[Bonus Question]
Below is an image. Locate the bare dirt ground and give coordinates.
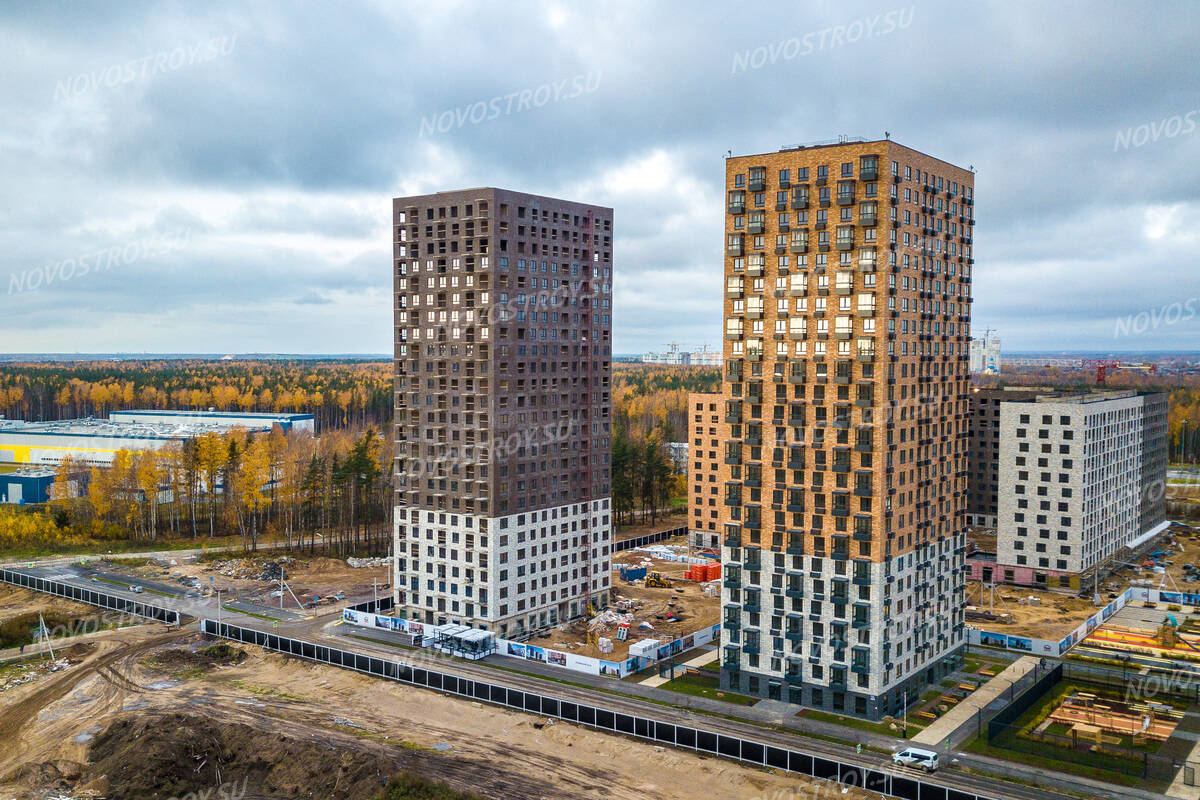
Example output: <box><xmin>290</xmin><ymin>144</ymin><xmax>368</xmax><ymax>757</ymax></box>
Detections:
<box><xmin>0</xmin><ymin>625</ymin><xmax>874</xmax><ymax>800</ymax></box>
<box><xmin>112</xmin><ymin>554</ymin><xmax>390</xmax><ymax>609</ymax></box>
<box><xmin>0</xmin><ymin>584</ymin><xmax>97</xmax><ymax>623</ymax></box>
<box><xmin>965</xmin><ymin>581</ymin><xmax>1101</xmax><ymax>639</ymax></box>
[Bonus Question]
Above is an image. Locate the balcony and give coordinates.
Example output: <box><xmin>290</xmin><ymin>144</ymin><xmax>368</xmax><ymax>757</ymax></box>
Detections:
<box><xmin>791</xmin><ymin>197</ymin><xmax>809</xmax><ymax>210</ymax></box>
<box><xmin>746</xmin><ymin>350</ymin><xmax>762</xmax><ymax>363</ymax></box>
<box><xmin>748</xmin><ymin>175</ymin><xmax>766</xmax><ymax>192</ymax></box>
<box><xmin>836</xmin><ymin>238</ymin><xmax>854</xmax><ymax>251</ymax></box>
<box><xmin>725</xmin><ymin>329</ymin><xmax>743</xmax><ymax>340</ymax></box>
<box><xmin>726</xmin><ymin>285</ymin><xmax>744</xmax><ymax>298</ymax></box>
<box><xmin>727</xmin><ymin>241</ymin><xmax>744</xmax><ymax>257</ymax></box>
<box><xmin>860</xmin><ymin>167</ymin><xmax>879</xmax><ymax>182</ymax></box>
<box><xmin>856</xmin><ymin>350</ymin><xmax>875</xmax><ymax>363</ymax></box>
<box><xmin>785</xmin><ymin>585</ymin><xmax>804</xmax><ymax>599</ymax></box>
<box><xmin>724</xmin><ymin>450</ymin><xmax>741</xmax><ymax>465</ymax></box>
<box><xmin>728</xmin><ymin>202</ymin><xmax>746</xmax><ymax>215</ymax></box>
<box><xmin>748</xmin><ymin>221</ymin><xmax>765</xmax><ymax>235</ymax></box>
<box><xmin>790</xmin><ymin>241</ymin><xmax>809</xmax><ymax>254</ymax></box>
<box><xmin>788</xmin><ymin>371</ymin><xmax>806</xmax><ymax>384</ymax></box>
<box><xmin>837</xmin><ymin>193</ymin><xmax>855</xmax><ymax>206</ymax></box>
<box><xmin>723</xmin><ymin>617</ymin><xmax>740</xmax><ymax>631</ymax></box>
<box><xmin>742</xmin><ymin>640</ymin><xmax>761</xmax><ymax>655</ymax></box>
<box><xmin>834</xmin><ymin>282</ymin><xmax>852</xmax><ymax>296</ymax></box>
<box><xmin>788</xmin><ymin>328</ymin><xmax>806</xmax><ymax>340</ymax></box>
<box><xmin>859</xmin><ymin>214</ymin><xmax>878</xmax><ymax>227</ymax></box>
<box><xmin>785</xmin><ymin>672</ymin><xmax>804</xmax><ymax>685</ymax></box>
<box><xmin>856</xmin><ymin>305</ymin><xmax>876</xmax><ymax>318</ymax></box>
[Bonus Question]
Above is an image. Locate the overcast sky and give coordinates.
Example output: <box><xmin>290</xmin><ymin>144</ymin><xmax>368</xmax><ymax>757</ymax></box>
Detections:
<box><xmin>1</xmin><ymin>1</ymin><xmax>1197</xmax><ymax>356</ymax></box>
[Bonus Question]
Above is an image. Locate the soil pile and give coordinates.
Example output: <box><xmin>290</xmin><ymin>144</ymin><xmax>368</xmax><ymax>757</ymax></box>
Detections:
<box><xmin>85</xmin><ymin>712</ymin><xmax>481</xmax><ymax>799</ymax></box>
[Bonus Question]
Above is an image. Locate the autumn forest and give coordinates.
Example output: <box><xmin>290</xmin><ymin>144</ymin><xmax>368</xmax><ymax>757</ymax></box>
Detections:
<box><xmin>1</xmin><ymin>359</ymin><xmax>1197</xmax><ymax>555</ymax></box>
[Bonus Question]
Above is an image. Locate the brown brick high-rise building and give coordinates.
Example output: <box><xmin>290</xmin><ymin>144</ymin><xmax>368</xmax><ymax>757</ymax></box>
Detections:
<box><xmin>718</xmin><ymin>139</ymin><xmax>974</xmax><ymax>718</ymax></box>
<box><xmin>391</xmin><ymin>188</ymin><xmax>614</xmax><ymax>637</ymax></box>
<box><xmin>688</xmin><ymin>392</ymin><xmax>727</xmax><ymax>549</ymax></box>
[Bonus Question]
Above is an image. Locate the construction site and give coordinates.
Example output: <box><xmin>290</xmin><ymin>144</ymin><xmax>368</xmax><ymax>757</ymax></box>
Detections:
<box><xmin>0</xmin><ymin>584</ymin><xmax>875</xmax><ymax>800</ymax></box>
<box><xmin>523</xmin><ymin>537</ymin><xmax>722</xmax><ymax>663</ymax></box>
<box><xmin>964</xmin><ymin>522</ymin><xmax>1200</xmax><ymax>640</ymax></box>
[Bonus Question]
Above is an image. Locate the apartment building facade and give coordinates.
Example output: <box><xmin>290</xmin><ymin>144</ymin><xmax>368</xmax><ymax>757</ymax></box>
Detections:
<box><xmin>391</xmin><ymin>188</ymin><xmax>615</xmax><ymax>637</ymax></box>
<box><xmin>966</xmin><ymin>387</ymin><xmax>1043</xmax><ymax>527</ymax></box>
<box><xmin>995</xmin><ymin>391</ymin><xmax>1168</xmax><ymax>589</ymax></box>
<box><xmin>688</xmin><ymin>392</ymin><xmax>727</xmax><ymax>549</ymax></box>
<box><xmin>968</xmin><ymin>336</ymin><xmax>1001</xmax><ymax>374</ymax></box>
<box><xmin>718</xmin><ymin>140</ymin><xmax>973</xmax><ymax>719</ymax></box>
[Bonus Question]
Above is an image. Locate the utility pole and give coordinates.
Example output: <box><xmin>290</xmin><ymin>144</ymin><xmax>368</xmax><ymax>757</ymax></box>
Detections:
<box><xmin>37</xmin><ymin>612</ymin><xmax>54</xmax><ymax>661</ymax></box>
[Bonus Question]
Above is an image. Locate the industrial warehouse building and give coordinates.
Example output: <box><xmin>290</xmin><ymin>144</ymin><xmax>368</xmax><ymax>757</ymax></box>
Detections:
<box><xmin>0</xmin><ymin>410</ymin><xmax>314</xmax><ymax>468</ymax></box>
<box><xmin>109</xmin><ymin>409</ymin><xmax>314</xmax><ymax>434</ymax></box>
<box><xmin>0</xmin><ymin>469</ymin><xmax>55</xmax><ymax>505</ymax></box>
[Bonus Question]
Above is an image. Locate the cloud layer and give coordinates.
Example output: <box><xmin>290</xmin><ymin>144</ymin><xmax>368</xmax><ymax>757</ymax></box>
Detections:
<box><xmin>1</xmin><ymin>1</ymin><xmax>1197</xmax><ymax>354</ymax></box>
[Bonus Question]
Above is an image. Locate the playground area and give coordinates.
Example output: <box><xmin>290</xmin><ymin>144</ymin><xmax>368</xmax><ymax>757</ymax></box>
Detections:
<box><xmin>1080</xmin><ymin>602</ymin><xmax>1200</xmax><ymax>663</ymax></box>
<box><xmin>1044</xmin><ymin>690</ymin><xmax>1182</xmax><ymax>744</ymax></box>
<box><xmin>978</xmin><ymin>672</ymin><xmax>1194</xmax><ymax>784</ymax></box>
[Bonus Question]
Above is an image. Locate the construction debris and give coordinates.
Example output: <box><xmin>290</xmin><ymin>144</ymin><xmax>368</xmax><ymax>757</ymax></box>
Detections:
<box><xmin>346</xmin><ymin>556</ymin><xmax>389</xmax><ymax>568</ymax></box>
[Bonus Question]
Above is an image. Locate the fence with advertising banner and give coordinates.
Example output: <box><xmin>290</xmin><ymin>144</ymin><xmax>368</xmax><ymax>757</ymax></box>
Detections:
<box><xmin>341</xmin><ymin>607</ymin><xmax>720</xmax><ymax>679</ymax></box>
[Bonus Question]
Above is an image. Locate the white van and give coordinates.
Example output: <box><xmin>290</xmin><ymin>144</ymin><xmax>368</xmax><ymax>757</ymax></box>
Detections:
<box><xmin>892</xmin><ymin>747</ymin><xmax>939</xmax><ymax>772</ymax></box>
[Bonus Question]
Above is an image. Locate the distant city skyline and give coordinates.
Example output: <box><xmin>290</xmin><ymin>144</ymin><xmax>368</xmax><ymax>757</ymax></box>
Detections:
<box><xmin>0</xmin><ymin>2</ymin><xmax>1197</xmax><ymax>354</ymax></box>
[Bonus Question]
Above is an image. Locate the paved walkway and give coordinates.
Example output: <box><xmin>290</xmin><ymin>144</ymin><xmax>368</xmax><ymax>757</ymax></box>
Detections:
<box><xmin>912</xmin><ymin>655</ymin><xmax>1039</xmax><ymax>747</ymax></box>
<box><xmin>638</xmin><ymin>646</ymin><xmax>718</xmax><ymax>687</ymax></box>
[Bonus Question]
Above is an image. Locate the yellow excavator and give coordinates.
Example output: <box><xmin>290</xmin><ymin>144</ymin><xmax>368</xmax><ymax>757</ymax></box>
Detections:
<box><xmin>645</xmin><ymin>571</ymin><xmax>673</xmax><ymax>589</ymax></box>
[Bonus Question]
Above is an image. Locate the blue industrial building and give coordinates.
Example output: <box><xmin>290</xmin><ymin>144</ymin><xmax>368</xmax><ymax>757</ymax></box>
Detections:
<box><xmin>0</xmin><ymin>469</ymin><xmax>55</xmax><ymax>505</ymax></box>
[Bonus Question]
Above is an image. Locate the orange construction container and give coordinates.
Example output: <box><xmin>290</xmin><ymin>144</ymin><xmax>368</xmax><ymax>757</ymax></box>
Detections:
<box><xmin>706</xmin><ymin>563</ymin><xmax>722</xmax><ymax>581</ymax></box>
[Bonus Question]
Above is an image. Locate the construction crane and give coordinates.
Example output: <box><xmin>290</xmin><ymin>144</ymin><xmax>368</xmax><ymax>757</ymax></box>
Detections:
<box><xmin>1081</xmin><ymin>358</ymin><xmax>1158</xmax><ymax>385</ymax></box>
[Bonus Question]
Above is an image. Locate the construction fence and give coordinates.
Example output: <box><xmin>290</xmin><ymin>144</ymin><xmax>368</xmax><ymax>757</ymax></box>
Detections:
<box><xmin>0</xmin><ymin>567</ymin><xmax>182</xmax><ymax>626</ymax></box>
<box><xmin>202</xmin><ymin>618</ymin><xmax>1004</xmax><ymax>800</ymax></box>
<box><xmin>341</xmin><ymin>606</ymin><xmax>721</xmax><ymax>679</ymax></box>
<box><xmin>614</xmin><ymin>525</ymin><xmax>686</xmax><ymax>552</ymax></box>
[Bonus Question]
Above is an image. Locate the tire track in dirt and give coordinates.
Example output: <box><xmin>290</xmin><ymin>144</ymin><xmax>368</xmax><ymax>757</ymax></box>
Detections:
<box><xmin>0</xmin><ymin>630</ymin><xmax>181</xmax><ymax>744</ymax></box>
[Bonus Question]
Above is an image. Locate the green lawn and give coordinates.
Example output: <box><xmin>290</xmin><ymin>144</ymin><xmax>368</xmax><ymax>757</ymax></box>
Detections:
<box><xmin>802</xmin><ymin>707</ymin><xmax>927</xmax><ymax>737</ymax></box>
<box><xmin>964</xmin><ymin>737</ymin><xmax>1143</xmax><ymax>787</ymax></box>
<box><xmin>660</xmin><ymin>671</ymin><xmax>757</xmax><ymax>706</ymax></box>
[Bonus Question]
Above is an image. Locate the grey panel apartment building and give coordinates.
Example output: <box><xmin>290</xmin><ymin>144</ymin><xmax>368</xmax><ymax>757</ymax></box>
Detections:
<box><xmin>391</xmin><ymin>188</ymin><xmax>614</xmax><ymax>636</ymax></box>
<box><xmin>995</xmin><ymin>390</ymin><xmax>1168</xmax><ymax>589</ymax></box>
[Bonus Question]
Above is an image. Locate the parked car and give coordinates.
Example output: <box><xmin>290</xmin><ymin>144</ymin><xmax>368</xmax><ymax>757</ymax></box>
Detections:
<box><xmin>892</xmin><ymin>748</ymin><xmax>939</xmax><ymax>772</ymax></box>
